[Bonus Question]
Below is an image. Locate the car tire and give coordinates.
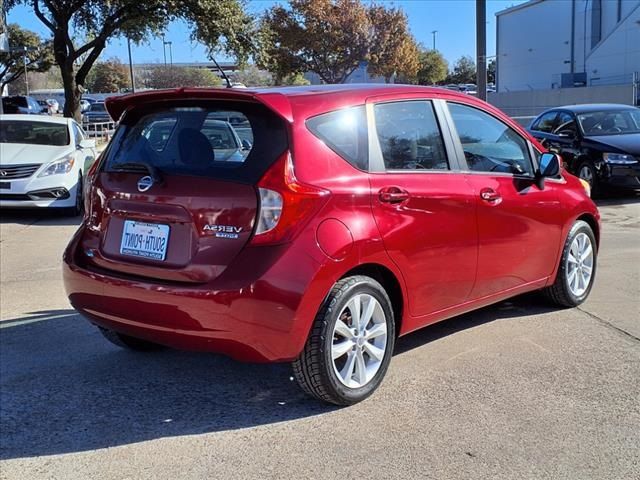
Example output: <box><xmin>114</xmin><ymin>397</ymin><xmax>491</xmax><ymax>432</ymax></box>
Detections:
<box><xmin>292</xmin><ymin>275</ymin><xmax>395</xmax><ymax>406</ymax></box>
<box><xmin>66</xmin><ymin>172</ymin><xmax>84</xmax><ymax>217</ymax></box>
<box><xmin>576</xmin><ymin>160</ymin><xmax>599</xmax><ymax>196</ymax></box>
<box><xmin>542</xmin><ymin>220</ymin><xmax>597</xmax><ymax>307</ymax></box>
<box><xmin>98</xmin><ymin>327</ymin><xmax>166</xmax><ymax>351</ymax></box>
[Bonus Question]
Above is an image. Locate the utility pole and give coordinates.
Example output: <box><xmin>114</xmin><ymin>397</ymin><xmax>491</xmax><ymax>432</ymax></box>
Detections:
<box><xmin>162</xmin><ymin>35</ymin><xmax>167</xmax><ymax>65</ymax></box>
<box><xmin>163</xmin><ymin>40</ymin><xmax>173</xmax><ymax>67</ymax></box>
<box><xmin>127</xmin><ymin>37</ymin><xmax>135</xmax><ymax>93</ymax></box>
<box><xmin>23</xmin><ymin>46</ymin><xmax>29</xmax><ymax>96</ymax></box>
<box><xmin>476</xmin><ymin>0</ymin><xmax>487</xmax><ymax>101</ymax></box>
<box><xmin>431</xmin><ymin>30</ymin><xmax>438</xmax><ymax>51</ymax></box>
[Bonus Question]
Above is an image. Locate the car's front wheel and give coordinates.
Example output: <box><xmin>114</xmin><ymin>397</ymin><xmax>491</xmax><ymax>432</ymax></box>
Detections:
<box><xmin>543</xmin><ymin>220</ymin><xmax>597</xmax><ymax>307</ymax></box>
<box><xmin>577</xmin><ymin>160</ymin><xmax>599</xmax><ymax>196</ymax></box>
<box><xmin>293</xmin><ymin>275</ymin><xmax>395</xmax><ymax>405</ymax></box>
<box><xmin>66</xmin><ymin>172</ymin><xmax>83</xmax><ymax>217</ymax></box>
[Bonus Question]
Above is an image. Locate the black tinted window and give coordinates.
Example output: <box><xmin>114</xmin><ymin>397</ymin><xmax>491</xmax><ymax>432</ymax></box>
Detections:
<box><xmin>448</xmin><ymin>102</ymin><xmax>534</xmax><ymax>176</ymax></box>
<box><xmin>103</xmin><ymin>102</ymin><xmax>287</xmax><ymax>184</ymax></box>
<box><xmin>374</xmin><ymin>101</ymin><xmax>448</xmax><ymax>170</ymax></box>
<box><xmin>531</xmin><ymin>112</ymin><xmax>558</xmax><ymax>133</ymax></box>
<box><xmin>307</xmin><ymin>106</ymin><xmax>368</xmax><ymax>170</ymax></box>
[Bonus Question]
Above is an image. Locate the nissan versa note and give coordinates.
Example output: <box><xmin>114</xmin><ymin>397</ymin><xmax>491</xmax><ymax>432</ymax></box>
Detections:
<box><xmin>63</xmin><ymin>85</ymin><xmax>600</xmax><ymax>405</ymax></box>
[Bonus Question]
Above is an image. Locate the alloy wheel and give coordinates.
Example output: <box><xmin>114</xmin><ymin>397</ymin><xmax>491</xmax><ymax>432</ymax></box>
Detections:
<box><xmin>566</xmin><ymin>232</ymin><xmax>594</xmax><ymax>297</ymax></box>
<box><xmin>578</xmin><ymin>165</ymin><xmax>594</xmax><ymax>186</ymax></box>
<box><xmin>331</xmin><ymin>293</ymin><xmax>388</xmax><ymax>388</ymax></box>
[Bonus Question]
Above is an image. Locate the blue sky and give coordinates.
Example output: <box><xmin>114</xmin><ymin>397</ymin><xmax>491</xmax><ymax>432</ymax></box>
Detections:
<box><xmin>7</xmin><ymin>0</ymin><xmax>526</xmax><ymax>68</ymax></box>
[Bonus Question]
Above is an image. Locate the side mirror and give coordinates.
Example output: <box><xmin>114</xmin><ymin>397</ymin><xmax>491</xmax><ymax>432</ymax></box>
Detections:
<box><xmin>241</xmin><ymin>139</ymin><xmax>252</xmax><ymax>150</ymax></box>
<box><xmin>536</xmin><ymin>152</ymin><xmax>561</xmax><ymax>189</ymax></box>
<box><xmin>78</xmin><ymin>139</ymin><xmax>96</xmax><ymax>150</ymax></box>
<box><xmin>557</xmin><ymin>130</ymin><xmax>575</xmax><ymax>139</ymax></box>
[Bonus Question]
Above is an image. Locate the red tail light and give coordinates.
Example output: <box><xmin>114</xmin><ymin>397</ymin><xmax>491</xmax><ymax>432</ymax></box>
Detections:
<box><xmin>83</xmin><ymin>153</ymin><xmax>102</xmax><ymax>223</ymax></box>
<box><xmin>251</xmin><ymin>152</ymin><xmax>329</xmax><ymax>245</ymax></box>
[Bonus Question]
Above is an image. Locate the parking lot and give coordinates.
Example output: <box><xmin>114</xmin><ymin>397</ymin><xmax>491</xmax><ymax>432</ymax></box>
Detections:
<box><xmin>1</xmin><ymin>196</ymin><xmax>639</xmax><ymax>479</ymax></box>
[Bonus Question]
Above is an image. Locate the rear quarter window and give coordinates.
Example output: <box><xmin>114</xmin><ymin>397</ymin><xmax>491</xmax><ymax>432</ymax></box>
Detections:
<box><xmin>306</xmin><ymin>106</ymin><xmax>368</xmax><ymax>171</ymax></box>
<box><xmin>103</xmin><ymin>102</ymin><xmax>288</xmax><ymax>184</ymax></box>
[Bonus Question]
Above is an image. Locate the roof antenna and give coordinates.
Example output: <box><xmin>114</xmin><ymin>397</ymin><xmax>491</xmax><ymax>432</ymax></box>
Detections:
<box><xmin>211</xmin><ymin>57</ymin><xmax>232</xmax><ymax>88</ymax></box>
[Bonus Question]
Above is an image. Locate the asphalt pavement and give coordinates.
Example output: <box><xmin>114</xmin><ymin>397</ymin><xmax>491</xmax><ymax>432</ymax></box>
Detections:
<box><xmin>0</xmin><ymin>194</ymin><xmax>638</xmax><ymax>480</ymax></box>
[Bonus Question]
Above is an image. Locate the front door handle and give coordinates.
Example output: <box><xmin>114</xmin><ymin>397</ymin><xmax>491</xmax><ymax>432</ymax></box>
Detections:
<box><xmin>480</xmin><ymin>187</ymin><xmax>502</xmax><ymax>204</ymax></box>
<box><xmin>379</xmin><ymin>186</ymin><xmax>410</xmax><ymax>204</ymax></box>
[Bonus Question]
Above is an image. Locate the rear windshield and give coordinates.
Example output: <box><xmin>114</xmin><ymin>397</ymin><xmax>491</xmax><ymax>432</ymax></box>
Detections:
<box><xmin>0</xmin><ymin>120</ymin><xmax>70</xmax><ymax>146</ymax></box>
<box><xmin>103</xmin><ymin>102</ymin><xmax>288</xmax><ymax>184</ymax></box>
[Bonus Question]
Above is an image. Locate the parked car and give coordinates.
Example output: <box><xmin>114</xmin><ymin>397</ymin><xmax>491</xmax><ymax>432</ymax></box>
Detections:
<box><xmin>2</xmin><ymin>95</ymin><xmax>45</xmax><ymax>115</ymax></box>
<box><xmin>82</xmin><ymin>101</ymin><xmax>112</xmax><ymax>124</ymax></box>
<box><xmin>528</xmin><ymin>104</ymin><xmax>640</xmax><ymax>194</ymax></box>
<box><xmin>46</xmin><ymin>98</ymin><xmax>60</xmax><ymax>114</ymax></box>
<box><xmin>63</xmin><ymin>85</ymin><xmax>599</xmax><ymax>405</ymax></box>
<box><xmin>80</xmin><ymin>97</ymin><xmax>96</xmax><ymax>112</ymax></box>
<box><xmin>0</xmin><ymin>114</ymin><xmax>97</xmax><ymax>215</ymax></box>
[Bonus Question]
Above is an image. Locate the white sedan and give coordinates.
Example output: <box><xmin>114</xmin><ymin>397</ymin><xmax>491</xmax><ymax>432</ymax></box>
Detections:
<box><xmin>0</xmin><ymin>114</ymin><xmax>97</xmax><ymax>215</ymax></box>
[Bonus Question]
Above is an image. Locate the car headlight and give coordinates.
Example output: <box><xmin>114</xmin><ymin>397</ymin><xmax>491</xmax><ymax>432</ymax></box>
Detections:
<box><xmin>38</xmin><ymin>155</ymin><xmax>75</xmax><ymax>177</ymax></box>
<box><xmin>603</xmin><ymin>152</ymin><xmax>638</xmax><ymax>165</ymax></box>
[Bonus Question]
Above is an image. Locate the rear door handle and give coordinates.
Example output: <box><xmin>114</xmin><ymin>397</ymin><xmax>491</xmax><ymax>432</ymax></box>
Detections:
<box><xmin>379</xmin><ymin>186</ymin><xmax>410</xmax><ymax>204</ymax></box>
<box><xmin>480</xmin><ymin>187</ymin><xmax>502</xmax><ymax>204</ymax></box>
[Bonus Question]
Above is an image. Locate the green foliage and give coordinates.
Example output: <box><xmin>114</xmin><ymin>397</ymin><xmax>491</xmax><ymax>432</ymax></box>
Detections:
<box><xmin>85</xmin><ymin>58</ymin><xmax>131</xmax><ymax>93</ymax></box>
<box><xmin>6</xmin><ymin>0</ymin><xmax>253</xmax><ymax>120</ymax></box>
<box><xmin>140</xmin><ymin>66</ymin><xmax>222</xmax><ymax>89</ymax></box>
<box><xmin>414</xmin><ymin>49</ymin><xmax>448</xmax><ymax>85</ymax></box>
<box><xmin>445</xmin><ymin>55</ymin><xmax>477</xmax><ymax>85</ymax></box>
<box><xmin>258</xmin><ymin>0</ymin><xmax>418</xmax><ymax>84</ymax></box>
<box><xmin>0</xmin><ymin>23</ymin><xmax>53</xmax><ymax>90</ymax></box>
<box><xmin>281</xmin><ymin>72</ymin><xmax>310</xmax><ymax>86</ymax></box>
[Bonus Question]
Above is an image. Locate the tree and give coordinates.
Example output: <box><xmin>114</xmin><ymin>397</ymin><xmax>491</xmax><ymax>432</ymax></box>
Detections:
<box><xmin>6</xmin><ymin>1</ymin><xmax>254</xmax><ymax>121</ymax></box>
<box><xmin>85</xmin><ymin>58</ymin><xmax>130</xmax><ymax>93</ymax></box>
<box><xmin>141</xmin><ymin>65</ymin><xmax>221</xmax><ymax>89</ymax></box>
<box><xmin>259</xmin><ymin>0</ymin><xmax>371</xmax><ymax>84</ymax></box>
<box><xmin>414</xmin><ymin>48</ymin><xmax>448</xmax><ymax>85</ymax></box>
<box><xmin>281</xmin><ymin>72</ymin><xmax>310</xmax><ymax>86</ymax></box>
<box><xmin>0</xmin><ymin>23</ymin><xmax>53</xmax><ymax>92</ymax></box>
<box><xmin>446</xmin><ymin>55</ymin><xmax>477</xmax><ymax>84</ymax></box>
<box><xmin>487</xmin><ymin>58</ymin><xmax>496</xmax><ymax>84</ymax></box>
<box><xmin>366</xmin><ymin>5</ymin><xmax>419</xmax><ymax>83</ymax></box>
<box><xmin>234</xmin><ymin>65</ymin><xmax>274</xmax><ymax>87</ymax></box>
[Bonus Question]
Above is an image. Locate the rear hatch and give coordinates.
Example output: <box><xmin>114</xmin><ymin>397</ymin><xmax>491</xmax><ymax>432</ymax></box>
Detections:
<box><xmin>80</xmin><ymin>98</ymin><xmax>288</xmax><ymax>283</ymax></box>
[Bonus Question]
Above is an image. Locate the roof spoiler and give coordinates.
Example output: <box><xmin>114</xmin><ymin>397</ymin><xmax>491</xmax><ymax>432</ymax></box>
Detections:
<box><xmin>105</xmin><ymin>88</ymin><xmax>294</xmax><ymax>124</ymax></box>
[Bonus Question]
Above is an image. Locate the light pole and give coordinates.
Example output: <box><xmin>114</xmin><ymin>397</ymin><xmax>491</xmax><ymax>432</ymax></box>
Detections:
<box><xmin>162</xmin><ymin>35</ymin><xmax>167</xmax><ymax>65</ymax></box>
<box><xmin>431</xmin><ymin>30</ymin><xmax>438</xmax><ymax>51</ymax></box>
<box><xmin>23</xmin><ymin>46</ymin><xmax>29</xmax><ymax>95</ymax></box>
<box><xmin>163</xmin><ymin>40</ymin><xmax>173</xmax><ymax>67</ymax></box>
<box><xmin>127</xmin><ymin>37</ymin><xmax>135</xmax><ymax>93</ymax></box>
<box><xmin>476</xmin><ymin>0</ymin><xmax>487</xmax><ymax>101</ymax></box>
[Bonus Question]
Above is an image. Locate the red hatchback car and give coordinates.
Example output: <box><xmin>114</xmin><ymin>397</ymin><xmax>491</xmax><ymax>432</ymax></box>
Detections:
<box><xmin>63</xmin><ymin>85</ymin><xmax>599</xmax><ymax>405</ymax></box>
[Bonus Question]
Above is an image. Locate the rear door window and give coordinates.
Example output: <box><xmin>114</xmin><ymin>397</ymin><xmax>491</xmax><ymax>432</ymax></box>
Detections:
<box><xmin>103</xmin><ymin>102</ymin><xmax>287</xmax><ymax>184</ymax></box>
<box><xmin>373</xmin><ymin>100</ymin><xmax>448</xmax><ymax>171</ymax></box>
<box><xmin>531</xmin><ymin>112</ymin><xmax>558</xmax><ymax>133</ymax></box>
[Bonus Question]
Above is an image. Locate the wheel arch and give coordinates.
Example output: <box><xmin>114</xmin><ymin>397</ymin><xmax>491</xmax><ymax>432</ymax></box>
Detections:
<box><xmin>576</xmin><ymin>213</ymin><xmax>600</xmax><ymax>248</ymax></box>
<box><xmin>339</xmin><ymin>263</ymin><xmax>404</xmax><ymax>338</ymax></box>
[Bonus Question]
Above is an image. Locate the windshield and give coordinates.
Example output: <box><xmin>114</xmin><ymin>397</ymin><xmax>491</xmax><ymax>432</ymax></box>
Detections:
<box><xmin>578</xmin><ymin>109</ymin><xmax>640</xmax><ymax>136</ymax></box>
<box><xmin>90</xmin><ymin>103</ymin><xmax>106</xmax><ymax>112</ymax></box>
<box><xmin>0</xmin><ymin>120</ymin><xmax>70</xmax><ymax>146</ymax></box>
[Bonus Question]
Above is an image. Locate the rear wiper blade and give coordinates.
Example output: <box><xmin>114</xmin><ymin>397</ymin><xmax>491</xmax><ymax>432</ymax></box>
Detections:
<box><xmin>112</xmin><ymin>161</ymin><xmax>163</xmax><ymax>183</ymax></box>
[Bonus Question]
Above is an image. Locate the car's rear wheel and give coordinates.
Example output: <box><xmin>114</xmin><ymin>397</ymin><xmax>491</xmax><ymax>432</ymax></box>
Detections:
<box><xmin>292</xmin><ymin>275</ymin><xmax>395</xmax><ymax>405</ymax></box>
<box><xmin>543</xmin><ymin>220</ymin><xmax>597</xmax><ymax>307</ymax></box>
<box><xmin>98</xmin><ymin>327</ymin><xmax>166</xmax><ymax>351</ymax></box>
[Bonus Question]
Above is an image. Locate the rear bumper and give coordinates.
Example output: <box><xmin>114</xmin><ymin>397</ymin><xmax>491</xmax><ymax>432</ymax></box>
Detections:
<box><xmin>63</xmin><ymin>226</ymin><xmax>325</xmax><ymax>363</ymax></box>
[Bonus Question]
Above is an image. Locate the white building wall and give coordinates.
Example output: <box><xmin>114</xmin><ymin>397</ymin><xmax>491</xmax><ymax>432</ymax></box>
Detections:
<box><xmin>497</xmin><ymin>0</ymin><xmax>640</xmax><ymax>92</ymax></box>
<box><xmin>586</xmin><ymin>5</ymin><xmax>640</xmax><ymax>84</ymax></box>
